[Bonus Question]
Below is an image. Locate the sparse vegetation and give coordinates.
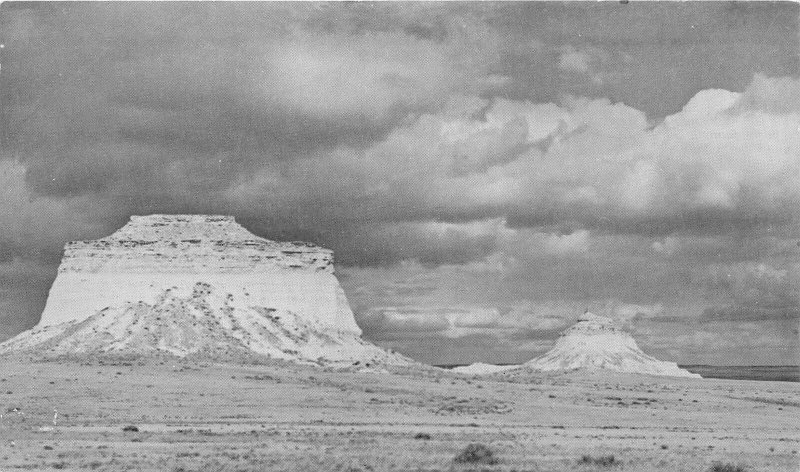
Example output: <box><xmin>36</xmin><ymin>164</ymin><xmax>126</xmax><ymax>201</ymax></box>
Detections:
<box><xmin>708</xmin><ymin>463</ymin><xmax>748</xmax><ymax>472</ymax></box>
<box><xmin>0</xmin><ymin>358</ymin><xmax>790</xmax><ymax>471</ymax></box>
<box><xmin>742</xmin><ymin>397</ymin><xmax>800</xmax><ymax>408</ymax></box>
<box><xmin>579</xmin><ymin>454</ymin><xmax>618</xmax><ymax>467</ymax></box>
<box><xmin>453</xmin><ymin>443</ymin><xmax>498</xmax><ymax>465</ymax></box>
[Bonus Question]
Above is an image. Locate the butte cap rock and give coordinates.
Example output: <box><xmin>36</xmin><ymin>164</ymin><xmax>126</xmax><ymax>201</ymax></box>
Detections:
<box><xmin>522</xmin><ymin>312</ymin><xmax>700</xmax><ymax>378</ymax></box>
<box><xmin>0</xmin><ymin>214</ymin><xmax>409</xmax><ymax>367</ymax></box>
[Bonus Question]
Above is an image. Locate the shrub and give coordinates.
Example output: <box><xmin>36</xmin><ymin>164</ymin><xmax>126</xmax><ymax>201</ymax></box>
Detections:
<box><xmin>709</xmin><ymin>463</ymin><xmax>748</xmax><ymax>472</ymax></box>
<box><xmin>414</xmin><ymin>432</ymin><xmax>432</xmax><ymax>440</ymax></box>
<box><xmin>453</xmin><ymin>443</ymin><xmax>498</xmax><ymax>465</ymax></box>
<box><xmin>579</xmin><ymin>454</ymin><xmax>618</xmax><ymax>467</ymax></box>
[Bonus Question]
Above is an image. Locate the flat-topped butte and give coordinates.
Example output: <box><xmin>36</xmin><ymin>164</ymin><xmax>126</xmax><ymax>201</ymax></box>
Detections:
<box><xmin>0</xmin><ymin>214</ymin><xmax>411</xmax><ymax>366</ymax></box>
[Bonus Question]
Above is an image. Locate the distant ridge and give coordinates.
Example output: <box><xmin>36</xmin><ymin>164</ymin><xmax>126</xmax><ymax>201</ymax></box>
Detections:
<box><xmin>678</xmin><ymin>365</ymin><xmax>799</xmax><ymax>382</ymax></box>
<box><xmin>444</xmin><ymin>364</ymin><xmax>798</xmax><ymax>382</ymax></box>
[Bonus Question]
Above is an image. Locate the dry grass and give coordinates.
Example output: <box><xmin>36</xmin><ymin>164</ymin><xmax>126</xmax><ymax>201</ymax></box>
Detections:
<box><xmin>709</xmin><ymin>463</ymin><xmax>748</xmax><ymax>472</ymax></box>
<box><xmin>1</xmin><ymin>360</ymin><xmax>797</xmax><ymax>472</ymax></box>
<box><xmin>579</xmin><ymin>454</ymin><xmax>619</xmax><ymax>467</ymax></box>
<box><xmin>453</xmin><ymin>443</ymin><xmax>498</xmax><ymax>465</ymax></box>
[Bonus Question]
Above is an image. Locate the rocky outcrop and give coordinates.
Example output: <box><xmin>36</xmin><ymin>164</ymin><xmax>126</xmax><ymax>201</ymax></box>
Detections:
<box><xmin>455</xmin><ymin>312</ymin><xmax>700</xmax><ymax>378</ymax></box>
<box><xmin>0</xmin><ymin>215</ymin><xmax>409</xmax><ymax>367</ymax></box>
<box><xmin>522</xmin><ymin>312</ymin><xmax>700</xmax><ymax>378</ymax></box>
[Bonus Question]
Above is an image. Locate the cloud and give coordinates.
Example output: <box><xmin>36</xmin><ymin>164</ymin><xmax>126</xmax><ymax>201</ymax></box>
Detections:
<box><xmin>542</xmin><ymin>230</ymin><xmax>591</xmax><ymax>255</ymax></box>
<box><xmin>5</xmin><ymin>4</ymin><xmax>799</xmax><ymax>265</ymax></box>
<box><xmin>557</xmin><ymin>45</ymin><xmax>609</xmax><ymax>85</ymax></box>
<box><xmin>558</xmin><ymin>46</ymin><xmax>592</xmax><ymax>73</ymax></box>
<box><xmin>0</xmin><ymin>257</ymin><xmax>56</xmax><ymax>339</ymax></box>
<box><xmin>735</xmin><ymin>73</ymin><xmax>800</xmax><ymax>113</ymax></box>
<box><xmin>331</xmin><ymin>220</ymin><xmax>502</xmax><ymax>267</ymax></box>
<box><xmin>359</xmin><ymin>301</ymin><xmax>573</xmax><ymax>344</ymax></box>
<box><xmin>697</xmin><ymin>261</ymin><xmax>800</xmax><ymax>323</ymax></box>
<box><xmin>0</xmin><ymin>160</ymin><xmax>109</xmax><ymax>262</ymax></box>
<box><xmin>702</xmin><ymin>262</ymin><xmax>798</xmax><ymax>303</ymax></box>
<box><xmin>651</xmin><ymin>237</ymin><xmax>680</xmax><ymax>257</ymax></box>
<box><xmin>260</xmin><ymin>32</ymin><xmax>476</xmax><ymax>126</ymax></box>
<box><xmin>2</xmin><ymin>3</ymin><xmax>501</xmax><ymax>201</ymax></box>
<box><xmin>343</xmin><ymin>78</ymin><xmax>799</xmax><ymax>242</ymax></box>
<box><xmin>359</xmin><ymin>308</ymin><xmax>450</xmax><ymax>337</ymax></box>
<box><xmin>701</xmin><ymin>305</ymin><xmax>800</xmax><ymax>324</ymax></box>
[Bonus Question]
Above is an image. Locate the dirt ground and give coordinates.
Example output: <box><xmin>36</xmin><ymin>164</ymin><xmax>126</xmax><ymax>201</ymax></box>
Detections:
<box><xmin>0</xmin><ymin>360</ymin><xmax>797</xmax><ymax>471</ymax></box>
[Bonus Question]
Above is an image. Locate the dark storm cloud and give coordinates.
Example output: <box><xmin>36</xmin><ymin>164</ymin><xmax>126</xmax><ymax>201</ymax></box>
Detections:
<box><xmin>700</xmin><ymin>305</ymin><xmax>800</xmax><ymax>324</ymax></box>
<box><xmin>331</xmin><ymin>222</ymin><xmax>499</xmax><ymax>267</ymax></box>
<box><xmin>506</xmin><ymin>327</ymin><xmax>566</xmax><ymax>342</ymax></box>
<box><xmin>1</xmin><ymin>2</ymin><xmax>495</xmax><ymax>200</ymax></box>
<box><xmin>485</xmin><ymin>2</ymin><xmax>799</xmax><ymax>116</ymax></box>
<box><xmin>696</xmin><ymin>261</ymin><xmax>800</xmax><ymax>325</ymax></box>
<box><xmin>2</xmin><ymin>3</ymin><xmax>797</xmax><ymax>250</ymax></box>
<box><xmin>505</xmin><ymin>206</ymin><xmax>791</xmax><ymax>239</ymax></box>
<box><xmin>0</xmin><ymin>258</ymin><xmax>55</xmax><ymax>338</ymax></box>
<box><xmin>683</xmin><ymin>258</ymin><xmax>800</xmax><ymax>353</ymax></box>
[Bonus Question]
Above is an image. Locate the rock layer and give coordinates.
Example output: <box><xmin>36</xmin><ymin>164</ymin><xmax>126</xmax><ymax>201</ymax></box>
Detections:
<box><xmin>0</xmin><ymin>215</ymin><xmax>408</xmax><ymax>366</ymax></box>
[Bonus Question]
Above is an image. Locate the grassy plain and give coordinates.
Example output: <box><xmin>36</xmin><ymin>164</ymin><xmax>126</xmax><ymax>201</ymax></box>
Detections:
<box><xmin>0</xmin><ymin>360</ymin><xmax>797</xmax><ymax>471</ymax></box>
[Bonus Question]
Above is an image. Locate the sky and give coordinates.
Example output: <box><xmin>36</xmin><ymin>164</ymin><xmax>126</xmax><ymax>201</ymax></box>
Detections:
<box><xmin>0</xmin><ymin>2</ymin><xmax>798</xmax><ymax>366</ymax></box>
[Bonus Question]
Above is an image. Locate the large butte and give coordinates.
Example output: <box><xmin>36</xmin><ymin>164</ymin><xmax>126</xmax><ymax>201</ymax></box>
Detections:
<box><xmin>0</xmin><ymin>214</ymin><xmax>409</xmax><ymax>367</ymax></box>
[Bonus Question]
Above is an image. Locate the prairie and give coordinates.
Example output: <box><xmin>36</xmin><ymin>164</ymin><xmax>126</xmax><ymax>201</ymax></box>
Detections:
<box><xmin>0</xmin><ymin>360</ymin><xmax>797</xmax><ymax>471</ymax></box>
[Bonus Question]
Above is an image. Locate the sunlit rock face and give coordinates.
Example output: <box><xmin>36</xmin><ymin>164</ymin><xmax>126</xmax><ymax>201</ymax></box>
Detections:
<box><xmin>0</xmin><ymin>215</ymin><xmax>408</xmax><ymax>366</ymax></box>
<box><xmin>524</xmin><ymin>312</ymin><xmax>700</xmax><ymax>378</ymax></box>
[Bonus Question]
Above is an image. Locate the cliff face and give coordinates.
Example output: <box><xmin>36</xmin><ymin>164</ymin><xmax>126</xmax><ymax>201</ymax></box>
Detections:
<box><xmin>38</xmin><ymin>214</ymin><xmax>355</xmax><ymax>332</ymax></box>
<box><xmin>1</xmin><ymin>215</ymin><xmax>407</xmax><ymax>366</ymax></box>
<box><xmin>523</xmin><ymin>313</ymin><xmax>700</xmax><ymax>378</ymax></box>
